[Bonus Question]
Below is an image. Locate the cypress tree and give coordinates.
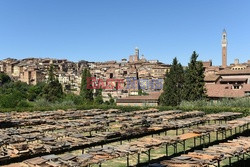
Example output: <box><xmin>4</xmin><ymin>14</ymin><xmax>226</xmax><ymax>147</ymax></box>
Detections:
<box><xmin>80</xmin><ymin>68</ymin><xmax>93</xmax><ymax>101</ymax></box>
<box><xmin>43</xmin><ymin>64</ymin><xmax>63</xmax><ymax>102</ymax></box>
<box><xmin>160</xmin><ymin>57</ymin><xmax>184</xmax><ymax>106</ymax></box>
<box><xmin>182</xmin><ymin>51</ymin><xmax>206</xmax><ymax>101</ymax></box>
<box><xmin>48</xmin><ymin>64</ymin><xmax>55</xmax><ymax>82</ymax></box>
<box><xmin>94</xmin><ymin>88</ymin><xmax>103</xmax><ymax>104</ymax></box>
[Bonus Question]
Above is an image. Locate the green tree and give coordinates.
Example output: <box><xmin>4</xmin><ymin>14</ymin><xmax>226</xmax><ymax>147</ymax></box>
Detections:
<box><xmin>182</xmin><ymin>51</ymin><xmax>206</xmax><ymax>101</ymax></box>
<box><xmin>48</xmin><ymin>64</ymin><xmax>55</xmax><ymax>81</ymax></box>
<box><xmin>108</xmin><ymin>93</ymin><xmax>115</xmax><ymax>105</ymax></box>
<box><xmin>42</xmin><ymin>65</ymin><xmax>63</xmax><ymax>102</ymax></box>
<box><xmin>94</xmin><ymin>88</ymin><xmax>103</xmax><ymax>104</ymax></box>
<box><xmin>0</xmin><ymin>81</ymin><xmax>29</xmax><ymax>98</ymax></box>
<box><xmin>80</xmin><ymin>68</ymin><xmax>93</xmax><ymax>101</ymax></box>
<box><xmin>0</xmin><ymin>81</ymin><xmax>30</xmax><ymax>108</ymax></box>
<box><xmin>64</xmin><ymin>93</ymin><xmax>83</xmax><ymax>105</ymax></box>
<box><xmin>0</xmin><ymin>91</ymin><xmax>23</xmax><ymax>108</ymax></box>
<box><xmin>27</xmin><ymin>82</ymin><xmax>46</xmax><ymax>101</ymax></box>
<box><xmin>0</xmin><ymin>75</ymin><xmax>35</xmax><ymax>108</ymax></box>
<box><xmin>160</xmin><ymin>57</ymin><xmax>184</xmax><ymax>106</ymax></box>
<box><xmin>0</xmin><ymin>72</ymin><xmax>11</xmax><ymax>86</ymax></box>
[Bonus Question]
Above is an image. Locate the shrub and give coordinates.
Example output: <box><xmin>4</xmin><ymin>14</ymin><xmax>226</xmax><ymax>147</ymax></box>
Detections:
<box><xmin>17</xmin><ymin>100</ymin><xmax>32</xmax><ymax>108</ymax></box>
<box><xmin>27</xmin><ymin>82</ymin><xmax>46</xmax><ymax>101</ymax></box>
<box><xmin>64</xmin><ymin>93</ymin><xmax>84</xmax><ymax>105</ymax></box>
<box><xmin>51</xmin><ymin>100</ymin><xmax>75</xmax><ymax>109</ymax></box>
<box><xmin>0</xmin><ymin>94</ymin><xmax>18</xmax><ymax>108</ymax></box>
<box><xmin>180</xmin><ymin>97</ymin><xmax>250</xmax><ymax>108</ymax></box>
<box><xmin>34</xmin><ymin>98</ymin><xmax>52</xmax><ymax>108</ymax></box>
<box><xmin>0</xmin><ymin>91</ymin><xmax>24</xmax><ymax>108</ymax></box>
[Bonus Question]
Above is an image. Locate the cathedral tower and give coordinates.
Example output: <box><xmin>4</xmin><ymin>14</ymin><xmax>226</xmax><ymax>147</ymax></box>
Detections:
<box><xmin>222</xmin><ymin>29</ymin><xmax>227</xmax><ymax>68</ymax></box>
<box><xmin>134</xmin><ymin>47</ymin><xmax>139</xmax><ymax>62</ymax></box>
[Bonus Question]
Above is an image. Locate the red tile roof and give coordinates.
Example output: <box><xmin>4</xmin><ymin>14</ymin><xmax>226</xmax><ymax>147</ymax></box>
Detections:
<box><xmin>204</xmin><ymin>74</ymin><xmax>220</xmax><ymax>82</ymax></box>
<box><xmin>217</xmin><ymin>69</ymin><xmax>250</xmax><ymax>75</ymax></box>
<box><xmin>220</xmin><ymin>78</ymin><xmax>248</xmax><ymax>82</ymax></box>
<box><xmin>205</xmin><ymin>84</ymin><xmax>250</xmax><ymax>98</ymax></box>
<box><xmin>116</xmin><ymin>91</ymin><xmax>162</xmax><ymax>103</ymax></box>
<box><xmin>202</xmin><ymin>61</ymin><xmax>212</xmax><ymax>68</ymax></box>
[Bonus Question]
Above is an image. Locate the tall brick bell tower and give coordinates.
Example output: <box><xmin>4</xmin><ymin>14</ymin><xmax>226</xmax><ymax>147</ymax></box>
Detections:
<box><xmin>222</xmin><ymin>29</ymin><xmax>227</xmax><ymax>68</ymax></box>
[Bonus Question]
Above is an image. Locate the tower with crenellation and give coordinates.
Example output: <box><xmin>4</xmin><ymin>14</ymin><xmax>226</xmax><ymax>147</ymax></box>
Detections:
<box><xmin>222</xmin><ymin>29</ymin><xmax>228</xmax><ymax>68</ymax></box>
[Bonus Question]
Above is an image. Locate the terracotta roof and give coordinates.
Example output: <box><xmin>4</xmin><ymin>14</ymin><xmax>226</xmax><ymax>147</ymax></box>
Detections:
<box><xmin>217</xmin><ymin>68</ymin><xmax>250</xmax><ymax>75</ymax></box>
<box><xmin>116</xmin><ymin>91</ymin><xmax>162</xmax><ymax>103</ymax></box>
<box><xmin>152</xmin><ymin>66</ymin><xmax>169</xmax><ymax>69</ymax></box>
<box><xmin>202</xmin><ymin>61</ymin><xmax>212</xmax><ymax>68</ymax></box>
<box><xmin>220</xmin><ymin>78</ymin><xmax>248</xmax><ymax>82</ymax></box>
<box><xmin>205</xmin><ymin>84</ymin><xmax>250</xmax><ymax>98</ymax></box>
<box><xmin>204</xmin><ymin>74</ymin><xmax>220</xmax><ymax>82</ymax></box>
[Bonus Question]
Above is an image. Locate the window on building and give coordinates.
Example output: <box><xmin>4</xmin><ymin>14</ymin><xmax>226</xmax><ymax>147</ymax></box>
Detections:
<box><xmin>233</xmin><ymin>85</ymin><xmax>240</xmax><ymax>89</ymax></box>
<box><xmin>110</xmin><ymin>73</ymin><xmax>113</xmax><ymax>79</ymax></box>
<box><xmin>245</xmin><ymin>91</ymin><xmax>250</xmax><ymax>96</ymax></box>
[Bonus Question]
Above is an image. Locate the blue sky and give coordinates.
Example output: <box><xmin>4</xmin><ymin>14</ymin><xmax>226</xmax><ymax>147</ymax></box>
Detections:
<box><xmin>0</xmin><ymin>0</ymin><xmax>249</xmax><ymax>66</ymax></box>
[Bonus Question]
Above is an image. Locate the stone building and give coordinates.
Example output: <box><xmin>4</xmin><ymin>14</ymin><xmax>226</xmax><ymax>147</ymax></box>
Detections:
<box><xmin>86</xmin><ymin>47</ymin><xmax>170</xmax><ymax>100</ymax></box>
<box><xmin>204</xmin><ymin>59</ymin><xmax>250</xmax><ymax>98</ymax></box>
<box><xmin>19</xmin><ymin>70</ymin><xmax>44</xmax><ymax>85</ymax></box>
<box><xmin>203</xmin><ymin>30</ymin><xmax>250</xmax><ymax>98</ymax></box>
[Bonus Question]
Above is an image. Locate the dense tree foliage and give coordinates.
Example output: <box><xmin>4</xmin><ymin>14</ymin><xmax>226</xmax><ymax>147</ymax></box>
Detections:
<box><xmin>0</xmin><ymin>81</ymin><xmax>30</xmax><ymax>108</ymax></box>
<box><xmin>0</xmin><ymin>72</ymin><xmax>61</xmax><ymax>108</ymax></box>
<box><xmin>94</xmin><ymin>89</ymin><xmax>103</xmax><ymax>104</ymax></box>
<box><xmin>27</xmin><ymin>82</ymin><xmax>46</xmax><ymax>101</ymax></box>
<box><xmin>182</xmin><ymin>51</ymin><xmax>206</xmax><ymax>101</ymax></box>
<box><xmin>80</xmin><ymin>68</ymin><xmax>93</xmax><ymax>101</ymax></box>
<box><xmin>160</xmin><ymin>57</ymin><xmax>184</xmax><ymax>106</ymax></box>
<box><xmin>0</xmin><ymin>72</ymin><xmax>11</xmax><ymax>85</ymax></box>
<box><xmin>160</xmin><ymin>52</ymin><xmax>206</xmax><ymax>106</ymax></box>
<box><xmin>42</xmin><ymin>65</ymin><xmax>63</xmax><ymax>102</ymax></box>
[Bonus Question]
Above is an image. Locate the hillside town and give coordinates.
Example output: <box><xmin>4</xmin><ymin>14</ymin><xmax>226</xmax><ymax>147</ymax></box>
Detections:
<box><xmin>0</xmin><ymin>30</ymin><xmax>250</xmax><ymax>106</ymax></box>
<box><xmin>0</xmin><ymin>47</ymin><xmax>170</xmax><ymax>102</ymax></box>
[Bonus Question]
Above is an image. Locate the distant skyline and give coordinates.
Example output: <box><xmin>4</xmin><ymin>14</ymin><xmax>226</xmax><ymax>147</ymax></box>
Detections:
<box><xmin>0</xmin><ymin>0</ymin><xmax>250</xmax><ymax>65</ymax></box>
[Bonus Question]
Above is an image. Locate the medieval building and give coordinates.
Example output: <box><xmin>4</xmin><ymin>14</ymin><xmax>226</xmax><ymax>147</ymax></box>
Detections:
<box><xmin>204</xmin><ymin>30</ymin><xmax>250</xmax><ymax>98</ymax></box>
